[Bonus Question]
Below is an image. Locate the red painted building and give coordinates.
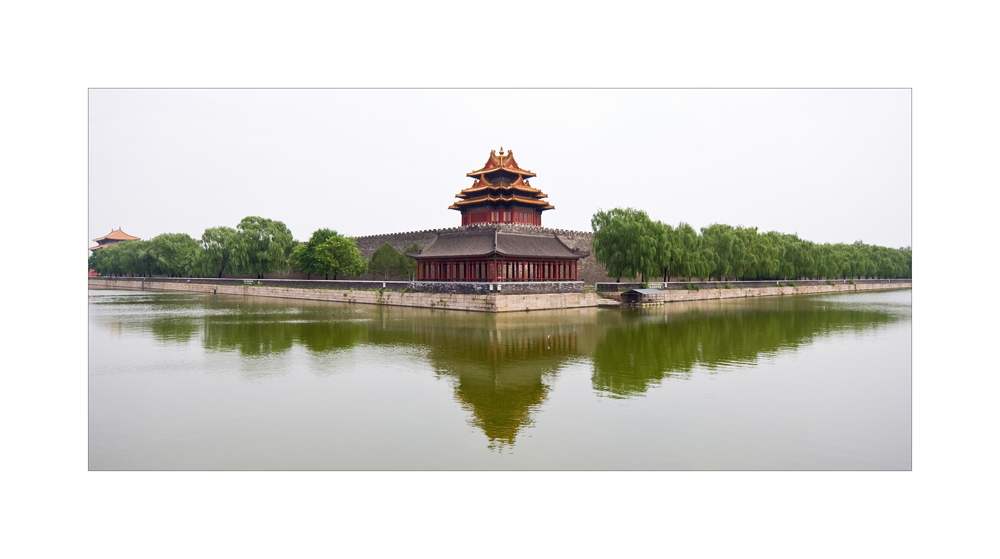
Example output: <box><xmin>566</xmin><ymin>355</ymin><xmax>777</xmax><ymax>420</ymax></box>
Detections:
<box><xmin>451</xmin><ymin>148</ymin><xmax>554</xmax><ymax>226</ymax></box>
<box><xmin>414</xmin><ymin>149</ymin><xmax>587</xmax><ymax>282</ymax></box>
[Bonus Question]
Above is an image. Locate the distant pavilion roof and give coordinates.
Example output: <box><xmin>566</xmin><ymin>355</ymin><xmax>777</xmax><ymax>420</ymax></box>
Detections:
<box><xmin>93</xmin><ymin>228</ymin><xmax>139</xmax><ymax>243</ymax></box>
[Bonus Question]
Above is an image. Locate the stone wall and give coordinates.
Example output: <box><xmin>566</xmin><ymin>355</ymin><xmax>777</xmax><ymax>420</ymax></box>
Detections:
<box><xmin>550</xmin><ymin>229</ymin><xmax>613</xmax><ymax>285</ymax></box>
<box><xmin>88</xmin><ymin>278</ymin><xmax>597</xmax><ymax>313</ymax></box>
<box><xmin>354</xmin><ymin>229</ymin><xmax>442</xmax><ymax>259</ymax></box>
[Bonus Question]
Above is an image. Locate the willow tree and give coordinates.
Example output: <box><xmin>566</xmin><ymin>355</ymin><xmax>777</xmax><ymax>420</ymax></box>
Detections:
<box><xmin>591</xmin><ymin>208</ymin><xmax>658</xmax><ymax>282</ymax></box>
<box><xmin>89</xmin><ymin>244</ymin><xmax>124</xmax><ymax>276</ymax></box>
<box><xmin>147</xmin><ymin>233</ymin><xmax>201</xmax><ymax>277</ymax></box>
<box><xmin>701</xmin><ymin>224</ymin><xmax>736</xmax><ymax>281</ymax></box>
<box><xmin>229</xmin><ymin>216</ymin><xmax>294</xmax><ymax>279</ymax></box>
<box><xmin>191</xmin><ymin>226</ymin><xmax>237</xmax><ymax>278</ymax></box>
<box><xmin>653</xmin><ymin>221</ymin><xmax>675</xmax><ymax>282</ymax></box>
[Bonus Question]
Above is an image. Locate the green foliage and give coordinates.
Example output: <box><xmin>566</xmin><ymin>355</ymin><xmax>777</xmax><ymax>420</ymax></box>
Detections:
<box><xmin>148</xmin><ymin>233</ymin><xmax>200</xmax><ymax>277</ymax></box>
<box><xmin>290</xmin><ymin>228</ymin><xmax>338</xmax><ymax>278</ymax></box>
<box><xmin>229</xmin><ymin>216</ymin><xmax>294</xmax><ymax>279</ymax></box>
<box><xmin>369</xmin><ymin>243</ymin><xmax>405</xmax><ymax>279</ymax></box>
<box><xmin>400</xmin><ymin>242</ymin><xmax>422</xmax><ymax>280</ymax></box>
<box><xmin>314</xmin><ymin>233</ymin><xmax>367</xmax><ymax>280</ymax></box>
<box><xmin>590</xmin><ymin>210</ymin><xmax>911</xmax><ymax>283</ymax></box>
<box><xmin>191</xmin><ymin>226</ymin><xmax>238</xmax><ymax>278</ymax></box>
<box><xmin>89</xmin><ymin>246</ymin><xmax>116</xmax><ymax>275</ymax></box>
<box><xmin>591</xmin><ymin>208</ymin><xmax>658</xmax><ymax>282</ymax></box>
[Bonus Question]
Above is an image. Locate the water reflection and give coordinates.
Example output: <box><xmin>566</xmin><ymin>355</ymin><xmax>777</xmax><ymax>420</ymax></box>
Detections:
<box><xmin>89</xmin><ymin>290</ymin><xmax>908</xmax><ymax>450</ymax></box>
<box><xmin>591</xmin><ymin>298</ymin><xmax>904</xmax><ymax>397</ymax></box>
<box><xmin>412</xmin><ymin>315</ymin><xmax>589</xmax><ymax>450</ymax></box>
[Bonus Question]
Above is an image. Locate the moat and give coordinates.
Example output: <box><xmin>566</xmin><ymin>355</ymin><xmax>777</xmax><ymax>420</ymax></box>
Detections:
<box><xmin>89</xmin><ymin>288</ymin><xmax>911</xmax><ymax>469</ymax></box>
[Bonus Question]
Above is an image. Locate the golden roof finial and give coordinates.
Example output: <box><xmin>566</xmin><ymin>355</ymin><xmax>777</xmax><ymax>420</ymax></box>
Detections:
<box><xmin>499</xmin><ymin>147</ymin><xmax>504</xmax><ymax>155</ymax></box>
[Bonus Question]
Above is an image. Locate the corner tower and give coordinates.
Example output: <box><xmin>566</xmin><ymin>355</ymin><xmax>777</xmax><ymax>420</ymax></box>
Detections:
<box><xmin>450</xmin><ymin>148</ymin><xmax>554</xmax><ymax>226</ymax></box>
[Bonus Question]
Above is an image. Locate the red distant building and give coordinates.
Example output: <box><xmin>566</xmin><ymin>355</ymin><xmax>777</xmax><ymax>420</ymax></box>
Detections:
<box><xmin>90</xmin><ymin>228</ymin><xmax>139</xmax><ymax>252</ymax></box>
<box><xmin>413</xmin><ymin>149</ymin><xmax>586</xmax><ymax>282</ymax></box>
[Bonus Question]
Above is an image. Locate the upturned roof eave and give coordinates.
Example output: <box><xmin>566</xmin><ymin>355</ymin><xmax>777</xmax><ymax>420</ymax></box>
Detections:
<box><xmin>466</xmin><ymin>168</ymin><xmax>536</xmax><ymax>178</ymax></box>
<box><xmin>456</xmin><ymin>185</ymin><xmax>547</xmax><ymax>198</ymax></box>
<box><xmin>449</xmin><ymin>196</ymin><xmax>555</xmax><ymax>209</ymax></box>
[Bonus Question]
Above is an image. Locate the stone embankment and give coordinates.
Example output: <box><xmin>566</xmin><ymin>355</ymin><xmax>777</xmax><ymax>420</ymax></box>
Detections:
<box><xmin>599</xmin><ymin>280</ymin><xmax>912</xmax><ymax>305</ymax></box>
<box><xmin>89</xmin><ymin>277</ymin><xmax>910</xmax><ymax>312</ymax></box>
<box><xmin>88</xmin><ymin>278</ymin><xmax>598</xmax><ymax>313</ymax></box>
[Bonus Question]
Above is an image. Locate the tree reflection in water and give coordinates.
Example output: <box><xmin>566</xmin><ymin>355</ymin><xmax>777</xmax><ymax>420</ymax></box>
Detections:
<box><xmin>90</xmin><ymin>291</ymin><xmax>906</xmax><ymax>450</ymax></box>
<box><xmin>592</xmin><ymin>297</ymin><xmax>904</xmax><ymax>397</ymax></box>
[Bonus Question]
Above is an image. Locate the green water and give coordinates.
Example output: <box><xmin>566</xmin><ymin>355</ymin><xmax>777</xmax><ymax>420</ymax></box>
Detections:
<box><xmin>88</xmin><ymin>288</ymin><xmax>911</xmax><ymax>469</ymax></box>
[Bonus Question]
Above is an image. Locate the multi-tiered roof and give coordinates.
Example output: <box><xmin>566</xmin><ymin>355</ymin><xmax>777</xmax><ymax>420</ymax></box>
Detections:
<box><xmin>449</xmin><ymin>149</ymin><xmax>554</xmax><ymax>224</ymax></box>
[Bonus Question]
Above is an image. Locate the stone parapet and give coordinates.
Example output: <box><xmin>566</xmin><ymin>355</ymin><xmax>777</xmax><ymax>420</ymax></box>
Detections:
<box><xmin>601</xmin><ymin>281</ymin><xmax>912</xmax><ymax>304</ymax></box>
<box><xmin>597</xmin><ymin>279</ymin><xmax>912</xmax><ymax>292</ymax></box>
<box><xmin>93</xmin><ymin>277</ymin><xmax>583</xmax><ymax>294</ymax></box>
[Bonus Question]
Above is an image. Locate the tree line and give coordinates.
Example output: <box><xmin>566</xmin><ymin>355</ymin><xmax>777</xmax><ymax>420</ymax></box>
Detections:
<box><xmin>88</xmin><ymin>216</ymin><xmax>421</xmax><ymax>280</ymax></box>
<box><xmin>591</xmin><ymin>208</ymin><xmax>912</xmax><ymax>282</ymax></box>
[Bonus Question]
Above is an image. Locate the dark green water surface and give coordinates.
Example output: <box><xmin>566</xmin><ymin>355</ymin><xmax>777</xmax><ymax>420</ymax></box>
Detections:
<box><xmin>89</xmin><ymin>289</ymin><xmax>911</xmax><ymax>469</ymax></box>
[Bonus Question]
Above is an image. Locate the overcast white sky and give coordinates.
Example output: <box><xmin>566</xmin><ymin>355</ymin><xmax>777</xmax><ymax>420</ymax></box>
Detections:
<box><xmin>89</xmin><ymin>88</ymin><xmax>910</xmax><ymax>248</ymax></box>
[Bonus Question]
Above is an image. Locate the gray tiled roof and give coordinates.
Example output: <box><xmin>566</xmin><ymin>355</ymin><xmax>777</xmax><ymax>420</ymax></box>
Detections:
<box><xmin>496</xmin><ymin>232</ymin><xmax>579</xmax><ymax>258</ymax></box>
<box><xmin>414</xmin><ymin>229</ymin><xmax>587</xmax><ymax>260</ymax></box>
